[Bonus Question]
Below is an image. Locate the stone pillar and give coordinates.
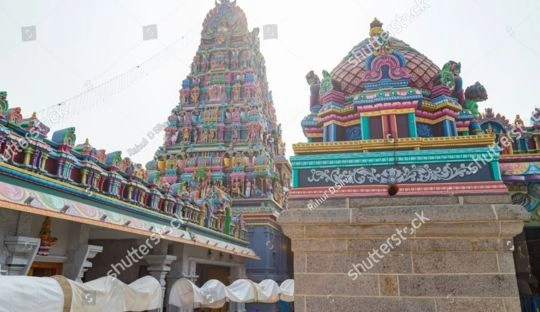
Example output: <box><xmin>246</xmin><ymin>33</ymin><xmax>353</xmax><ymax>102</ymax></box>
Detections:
<box><xmin>280</xmin><ymin>195</ymin><xmax>528</xmax><ymax>312</ymax></box>
<box><xmin>63</xmin><ymin>224</ymin><xmax>104</xmax><ymax>281</ymax></box>
<box><xmin>145</xmin><ymin>254</ymin><xmax>177</xmax><ymax>311</ymax></box>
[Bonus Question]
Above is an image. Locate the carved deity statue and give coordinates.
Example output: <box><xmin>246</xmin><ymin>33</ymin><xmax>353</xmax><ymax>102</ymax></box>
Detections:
<box><xmin>230</xmin><ymin>49</ymin><xmax>239</xmax><ymax>69</ymax></box>
<box><xmin>208</xmin><ymin>84</ymin><xmax>224</xmax><ymax>102</ymax></box>
<box><xmin>39</xmin><ymin>217</ymin><xmax>58</xmax><ymax>248</ymax></box>
<box><xmin>170</xmin><ymin>129</ymin><xmax>179</xmax><ymax>145</ymax></box>
<box><xmin>183</xmin><ymin>127</ymin><xmax>191</xmax><ymax>142</ymax></box>
<box><xmin>232</xmin><ymin>83</ymin><xmax>242</xmax><ymax>102</ymax></box>
<box><xmin>217</xmin><ymin>123</ymin><xmax>225</xmax><ymax>141</ymax></box>
<box><xmin>231</xmin><ymin>107</ymin><xmax>241</xmax><ymax>123</ymax></box>
<box><xmin>245</xmin><ymin>180</ymin><xmax>251</xmax><ymax>197</ymax></box>
<box><xmin>0</xmin><ymin>92</ymin><xmax>9</xmax><ymax>115</ymax></box>
<box><xmin>190</xmin><ymin>87</ymin><xmax>200</xmax><ymax>104</ymax></box>
<box><xmin>184</xmin><ymin>110</ymin><xmax>193</xmax><ymax>126</ymax></box>
<box><xmin>515</xmin><ymin>115</ymin><xmax>526</xmax><ymax>132</ymax></box>
<box><xmin>247</xmin><ymin>122</ymin><xmax>262</xmax><ymax>142</ymax></box>
<box><xmin>463</xmin><ymin>82</ymin><xmax>487</xmax><ymax>118</ymax></box>
<box><xmin>232</xmin><ymin>126</ymin><xmax>239</xmax><ymax>142</ymax></box>
<box><xmin>319</xmin><ymin>70</ymin><xmax>337</xmax><ymax>96</ymax></box>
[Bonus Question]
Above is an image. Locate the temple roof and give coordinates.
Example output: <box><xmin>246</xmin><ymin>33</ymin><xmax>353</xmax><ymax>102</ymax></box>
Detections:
<box><xmin>332</xmin><ymin>20</ymin><xmax>440</xmax><ymax>95</ymax></box>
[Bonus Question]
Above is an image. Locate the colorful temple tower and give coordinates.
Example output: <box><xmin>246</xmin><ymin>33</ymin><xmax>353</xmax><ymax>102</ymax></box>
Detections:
<box><xmin>148</xmin><ymin>0</ymin><xmax>292</xmax><ymax>292</ymax></box>
<box><xmin>281</xmin><ymin>19</ymin><xmax>527</xmax><ymax>311</ymax></box>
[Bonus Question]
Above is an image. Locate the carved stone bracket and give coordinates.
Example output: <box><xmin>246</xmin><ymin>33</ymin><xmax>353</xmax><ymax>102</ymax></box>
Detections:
<box><xmin>4</xmin><ymin>236</ymin><xmax>40</xmax><ymax>275</ymax></box>
<box><xmin>76</xmin><ymin>244</ymin><xmax>103</xmax><ymax>282</ymax></box>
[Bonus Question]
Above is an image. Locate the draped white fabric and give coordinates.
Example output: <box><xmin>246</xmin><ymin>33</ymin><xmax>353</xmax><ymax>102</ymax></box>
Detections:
<box><xmin>0</xmin><ymin>276</ymin><xmax>64</xmax><ymax>312</ymax></box>
<box><xmin>68</xmin><ymin>275</ymin><xmax>162</xmax><ymax>312</ymax></box>
<box><xmin>0</xmin><ymin>275</ymin><xmax>161</xmax><ymax>312</ymax></box>
<box><xmin>279</xmin><ymin>279</ymin><xmax>294</xmax><ymax>302</ymax></box>
<box><xmin>226</xmin><ymin>279</ymin><xmax>258</xmax><ymax>303</ymax></box>
<box><xmin>168</xmin><ymin>278</ymin><xmax>294</xmax><ymax>310</ymax></box>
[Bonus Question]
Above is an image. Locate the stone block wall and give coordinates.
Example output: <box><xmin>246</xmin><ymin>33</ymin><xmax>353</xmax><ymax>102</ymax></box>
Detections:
<box><xmin>280</xmin><ymin>195</ymin><xmax>528</xmax><ymax>312</ymax></box>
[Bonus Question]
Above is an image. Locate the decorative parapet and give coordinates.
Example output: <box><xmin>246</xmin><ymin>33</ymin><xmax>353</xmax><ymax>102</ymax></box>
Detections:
<box><xmin>293</xmin><ymin>134</ymin><xmax>496</xmax><ymax>155</ymax></box>
<box><xmin>0</xmin><ymin>91</ymin><xmax>250</xmax><ymax>239</ymax></box>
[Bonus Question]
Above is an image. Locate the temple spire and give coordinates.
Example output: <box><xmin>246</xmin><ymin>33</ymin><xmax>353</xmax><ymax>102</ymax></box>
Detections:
<box><xmin>369</xmin><ymin>18</ymin><xmax>383</xmax><ymax>36</ymax></box>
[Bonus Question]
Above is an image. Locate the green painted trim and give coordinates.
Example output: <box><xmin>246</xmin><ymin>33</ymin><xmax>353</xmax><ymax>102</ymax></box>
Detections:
<box><xmin>361</xmin><ymin>116</ymin><xmax>370</xmax><ymax>140</ymax></box>
<box><xmin>290</xmin><ymin>147</ymin><xmax>500</xmax><ymax>169</ymax></box>
<box><xmin>491</xmin><ymin>161</ymin><xmax>502</xmax><ymax>180</ymax></box>
<box><xmin>292</xmin><ymin>169</ymin><xmax>299</xmax><ymax>187</ymax></box>
<box><xmin>408</xmin><ymin>113</ymin><xmax>417</xmax><ymax>138</ymax></box>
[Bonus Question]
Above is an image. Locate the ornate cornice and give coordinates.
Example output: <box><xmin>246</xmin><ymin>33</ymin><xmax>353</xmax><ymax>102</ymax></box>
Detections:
<box><xmin>292</xmin><ymin>134</ymin><xmax>496</xmax><ymax>155</ymax></box>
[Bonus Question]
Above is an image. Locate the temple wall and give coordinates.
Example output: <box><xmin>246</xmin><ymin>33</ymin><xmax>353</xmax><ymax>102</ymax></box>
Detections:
<box><xmin>87</xmin><ymin>239</ymin><xmax>142</xmax><ymax>283</ymax></box>
<box><xmin>280</xmin><ymin>195</ymin><xmax>527</xmax><ymax>312</ymax></box>
<box><xmin>245</xmin><ymin>225</ymin><xmax>289</xmax><ymax>283</ymax></box>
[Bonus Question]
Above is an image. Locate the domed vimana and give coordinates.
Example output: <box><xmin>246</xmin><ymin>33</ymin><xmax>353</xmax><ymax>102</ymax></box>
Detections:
<box><xmin>302</xmin><ymin>18</ymin><xmax>485</xmax><ymax>143</ymax></box>
<box><xmin>148</xmin><ymin>0</ymin><xmax>292</xmax><ymax>306</ymax></box>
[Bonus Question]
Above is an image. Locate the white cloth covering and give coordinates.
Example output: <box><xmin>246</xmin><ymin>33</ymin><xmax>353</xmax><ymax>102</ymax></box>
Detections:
<box><xmin>225</xmin><ymin>279</ymin><xmax>258</xmax><ymax>303</ymax></box>
<box><xmin>169</xmin><ymin>278</ymin><xmax>295</xmax><ymax>309</ymax></box>
<box><xmin>0</xmin><ymin>276</ymin><xmax>64</xmax><ymax>312</ymax></box>
<box><xmin>68</xmin><ymin>275</ymin><xmax>162</xmax><ymax>312</ymax></box>
<box><xmin>256</xmin><ymin>279</ymin><xmax>280</xmax><ymax>303</ymax></box>
<box><xmin>279</xmin><ymin>279</ymin><xmax>294</xmax><ymax>302</ymax></box>
<box><xmin>0</xmin><ymin>275</ymin><xmax>161</xmax><ymax>312</ymax></box>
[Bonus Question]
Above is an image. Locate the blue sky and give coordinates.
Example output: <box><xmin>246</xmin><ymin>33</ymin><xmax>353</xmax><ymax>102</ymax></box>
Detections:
<box><xmin>0</xmin><ymin>0</ymin><xmax>538</xmax><ymax>163</ymax></box>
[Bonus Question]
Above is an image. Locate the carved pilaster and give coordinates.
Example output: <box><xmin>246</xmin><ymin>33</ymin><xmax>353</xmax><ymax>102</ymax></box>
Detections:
<box><xmin>145</xmin><ymin>254</ymin><xmax>177</xmax><ymax>311</ymax></box>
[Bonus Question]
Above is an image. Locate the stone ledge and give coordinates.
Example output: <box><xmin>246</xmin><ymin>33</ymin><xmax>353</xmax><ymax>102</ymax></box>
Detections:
<box><xmin>287</xmin><ymin>194</ymin><xmax>512</xmax><ymax>210</ymax></box>
<box><xmin>280</xmin><ymin>203</ymin><xmax>529</xmax><ymax>226</ymax></box>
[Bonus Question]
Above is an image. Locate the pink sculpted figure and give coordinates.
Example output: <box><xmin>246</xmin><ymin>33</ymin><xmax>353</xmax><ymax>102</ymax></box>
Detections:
<box><xmin>232</xmin><ymin>108</ymin><xmax>241</xmax><ymax>123</ymax></box>
<box><xmin>217</xmin><ymin>123</ymin><xmax>225</xmax><ymax>141</ymax></box>
<box><xmin>184</xmin><ymin>111</ymin><xmax>192</xmax><ymax>126</ymax></box>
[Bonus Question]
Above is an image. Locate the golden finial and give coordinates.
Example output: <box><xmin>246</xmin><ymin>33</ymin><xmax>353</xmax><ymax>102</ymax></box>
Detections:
<box><xmin>370</xmin><ymin>18</ymin><xmax>383</xmax><ymax>36</ymax></box>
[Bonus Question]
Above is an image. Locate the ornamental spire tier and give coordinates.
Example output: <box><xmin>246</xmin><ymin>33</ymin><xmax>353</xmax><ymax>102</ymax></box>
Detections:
<box><xmin>147</xmin><ymin>0</ymin><xmax>292</xmax><ymax>297</ymax></box>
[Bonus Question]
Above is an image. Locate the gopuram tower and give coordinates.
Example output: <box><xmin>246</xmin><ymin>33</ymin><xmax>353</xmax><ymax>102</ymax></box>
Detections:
<box><xmin>147</xmin><ymin>0</ymin><xmax>292</xmax><ymax>298</ymax></box>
